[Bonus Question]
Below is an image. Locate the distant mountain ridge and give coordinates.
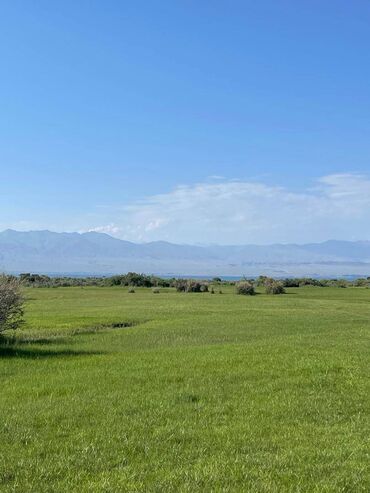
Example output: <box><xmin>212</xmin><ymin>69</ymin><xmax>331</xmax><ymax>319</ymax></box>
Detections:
<box><xmin>1</xmin><ymin>229</ymin><xmax>370</xmax><ymax>277</ymax></box>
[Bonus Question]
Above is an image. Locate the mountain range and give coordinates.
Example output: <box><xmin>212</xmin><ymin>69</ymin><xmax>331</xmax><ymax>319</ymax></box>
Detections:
<box><xmin>1</xmin><ymin>229</ymin><xmax>370</xmax><ymax>278</ymax></box>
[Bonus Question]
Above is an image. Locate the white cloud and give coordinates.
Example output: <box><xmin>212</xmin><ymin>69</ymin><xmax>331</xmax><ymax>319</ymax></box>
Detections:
<box><xmin>87</xmin><ymin>224</ymin><xmax>122</xmax><ymax>235</ymax></box>
<box><xmin>89</xmin><ymin>173</ymin><xmax>370</xmax><ymax>244</ymax></box>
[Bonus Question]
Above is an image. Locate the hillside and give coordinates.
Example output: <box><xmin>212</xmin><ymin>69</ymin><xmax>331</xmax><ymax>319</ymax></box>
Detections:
<box><xmin>1</xmin><ymin>229</ymin><xmax>370</xmax><ymax>277</ymax></box>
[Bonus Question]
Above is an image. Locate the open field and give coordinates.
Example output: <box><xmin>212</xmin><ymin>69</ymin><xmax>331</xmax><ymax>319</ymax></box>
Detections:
<box><xmin>0</xmin><ymin>286</ymin><xmax>369</xmax><ymax>492</ymax></box>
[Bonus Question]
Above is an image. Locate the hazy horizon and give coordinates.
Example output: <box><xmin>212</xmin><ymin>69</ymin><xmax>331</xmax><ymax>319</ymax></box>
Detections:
<box><xmin>2</xmin><ymin>229</ymin><xmax>370</xmax><ymax>278</ymax></box>
<box><xmin>2</xmin><ymin>227</ymin><xmax>370</xmax><ymax>248</ymax></box>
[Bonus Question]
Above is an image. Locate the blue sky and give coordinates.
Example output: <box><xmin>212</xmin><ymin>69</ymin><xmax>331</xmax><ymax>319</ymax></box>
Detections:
<box><xmin>1</xmin><ymin>1</ymin><xmax>370</xmax><ymax>244</ymax></box>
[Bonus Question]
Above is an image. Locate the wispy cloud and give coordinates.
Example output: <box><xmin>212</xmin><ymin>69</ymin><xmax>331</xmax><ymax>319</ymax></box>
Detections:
<box><xmin>87</xmin><ymin>224</ymin><xmax>122</xmax><ymax>235</ymax></box>
<box><xmin>87</xmin><ymin>173</ymin><xmax>370</xmax><ymax>244</ymax></box>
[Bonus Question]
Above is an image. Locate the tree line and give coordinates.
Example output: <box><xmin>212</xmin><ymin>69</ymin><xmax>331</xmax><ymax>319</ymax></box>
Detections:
<box><xmin>17</xmin><ymin>272</ymin><xmax>370</xmax><ymax>289</ymax></box>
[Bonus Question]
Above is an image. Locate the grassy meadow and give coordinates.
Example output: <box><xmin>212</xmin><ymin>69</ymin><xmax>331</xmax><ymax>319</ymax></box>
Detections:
<box><xmin>0</xmin><ymin>285</ymin><xmax>369</xmax><ymax>492</ymax></box>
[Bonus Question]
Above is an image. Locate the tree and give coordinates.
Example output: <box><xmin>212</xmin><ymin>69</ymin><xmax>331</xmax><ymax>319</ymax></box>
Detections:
<box><xmin>0</xmin><ymin>275</ymin><xmax>25</xmax><ymax>333</ymax></box>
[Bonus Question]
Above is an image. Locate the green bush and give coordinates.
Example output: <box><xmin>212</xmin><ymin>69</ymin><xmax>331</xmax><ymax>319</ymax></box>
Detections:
<box><xmin>265</xmin><ymin>280</ymin><xmax>285</xmax><ymax>295</ymax></box>
<box><xmin>174</xmin><ymin>280</ymin><xmax>187</xmax><ymax>292</ymax></box>
<box><xmin>256</xmin><ymin>275</ymin><xmax>269</xmax><ymax>287</ymax></box>
<box><xmin>236</xmin><ymin>281</ymin><xmax>255</xmax><ymax>296</ymax></box>
<box><xmin>186</xmin><ymin>280</ymin><xmax>209</xmax><ymax>293</ymax></box>
<box><xmin>0</xmin><ymin>275</ymin><xmax>25</xmax><ymax>332</ymax></box>
<box><xmin>174</xmin><ymin>280</ymin><xmax>209</xmax><ymax>293</ymax></box>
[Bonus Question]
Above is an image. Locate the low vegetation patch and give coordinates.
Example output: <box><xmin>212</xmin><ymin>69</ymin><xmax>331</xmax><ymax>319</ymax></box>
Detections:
<box><xmin>175</xmin><ymin>279</ymin><xmax>209</xmax><ymax>293</ymax></box>
<box><xmin>16</xmin><ymin>272</ymin><xmax>370</xmax><ymax>290</ymax></box>
<box><xmin>265</xmin><ymin>279</ymin><xmax>286</xmax><ymax>295</ymax></box>
<box><xmin>235</xmin><ymin>281</ymin><xmax>255</xmax><ymax>295</ymax></box>
<box><xmin>0</xmin><ymin>275</ymin><xmax>24</xmax><ymax>333</ymax></box>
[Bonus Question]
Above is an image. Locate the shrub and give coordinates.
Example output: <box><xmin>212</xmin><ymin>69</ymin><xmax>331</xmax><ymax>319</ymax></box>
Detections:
<box><xmin>0</xmin><ymin>275</ymin><xmax>25</xmax><ymax>333</ymax></box>
<box><xmin>199</xmin><ymin>283</ymin><xmax>209</xmax><ymax>293</ymax></box>
<box><xmin>265</xmin><ymin>280</ymin><xmax>285</xmax><ymax>295</ymax></box>
<box><xmin>186</xmin><ymin>280</ymin><xmax>200</xmax><ymax>292</ymax></box>
<box><xmin>256</xmin><ymin>275</ymin><xmax>269</xmax><ymax>287</ymax></box>
<box><xmin>128</xmin><ymin>287</ymin><xmax>135</xmax><ymax>293</ymax></box>
<box><xmin>331</xmin><ymin>279</ymin><xmax>348</xmax><ymax>288</ymax></box>
<box><xmin>282</xmin><ymin>278</ymin><xmax>300</xmax><ymax>288</ymax></box>
<box><xmin>210</xmin><ymin>287</ymin><xmax>215</xmax><ymax>294</ymax></box>
<box><xmin>298</xmin><ymin>278</ymin><xmax>323</xmax><ymax>287</ymax></box>
<box><xmin>174</xmin><ymin>280</ymin><xmax>187</xmax><ymax>292</ymax></box>
<box><xmin>354</xmin><ymin>278</ymin><xmax>370</xmax><ymax>287</ymax></box>
<box><xmin>236</xmin><ymin>281</ymin><xmax>255</xmax><ymax>296</ymax></box>
<box><xmin>186</xmin><ymin>280</ymin><xmax>208</xmax><ymax>293</ymax></box>
<box><xmin>106</xmin><ymin>273</ymin><xmax>171</xmax><ymax>288</ymax></box>
<box><xmin>152</xmin><ymin>288</ymin><xmax>160</xmax><ymax>294</ymax></box>
<box><xmin>174</xmin><ymin>280</ymin><xmax>209</xmax><ymax>293</ymax></box>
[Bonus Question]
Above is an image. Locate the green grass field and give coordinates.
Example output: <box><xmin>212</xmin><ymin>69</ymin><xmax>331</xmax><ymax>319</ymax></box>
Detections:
<box><xmin>0</xmin><ymin>286</ymin><xmax>369</xmax><ymax>492</ymax></box>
